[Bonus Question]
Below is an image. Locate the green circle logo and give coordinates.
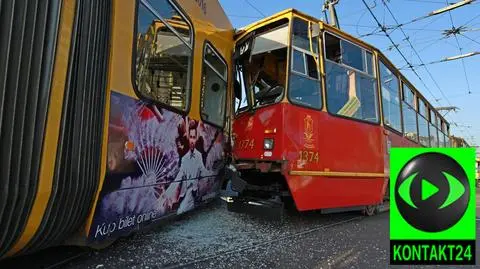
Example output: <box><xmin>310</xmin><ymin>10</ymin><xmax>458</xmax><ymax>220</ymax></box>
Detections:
<box><xmin>395</xmin><ymin>152</ymin><xmax>470</xmax><ymax>232</ymax></box>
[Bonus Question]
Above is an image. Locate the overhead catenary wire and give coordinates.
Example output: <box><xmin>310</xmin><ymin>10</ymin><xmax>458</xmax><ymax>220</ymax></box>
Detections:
<box><xmin>382</xmin><ymin>14</ymin><xmax>448</xmax><ymax>52</ymax></box>
<box><xmin>442</xmin><ymin>1</ymin><xmax>478</xmax><ymax>145</ymax></box>
<box><xmin>243</xmin><ymin>0</ymin><xmax>266</xmax><ymax>17</ymax></box>
<box><xmin>227</xmin><ymin>14</ymin><xmax>263</xmax><ymax>19</ymax></box>
<box><xmin>400</xmin><ymin>51</ymin><xmax>480</xmax><ymax>68</ymax></box>
<box><xmin>460</xmin><ymin>32</ymin><xmax>480</xmax><ymax>46</ymax></box>
<box><xmin>360</xmin><ymin>0</ymin><xmax>442</xmax><ymax>105</ymax></box>
<box><xmin>386</xmin><ymin>0</ymin><xmax>476</xmax><ymax>32</ymax></box>
<box><xmin>381</xmin><ymin>0</ymin><xmax>455</xmax><ymax>107</ymax></box>
<box><xmin>380</xmin><ymin>0</ymin><xmax>477</xmax><ymax>144</ymax></box>
<box><xmin>405</xmin><ymin>0</ymin><xmax>457</xmax><ymax>4</ymax></box>
<box><xmin>444</xmin><ymin>0</ymin><xmax>472</xmax><ymax>94</ymax></box>
<box><xmin>343</xmin><ymin>23</ymin><xmax>447</xmax><ymax>32</ymax></box>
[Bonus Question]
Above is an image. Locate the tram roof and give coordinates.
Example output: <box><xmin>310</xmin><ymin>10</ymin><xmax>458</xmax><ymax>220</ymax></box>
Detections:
<box><xmin>176</xmin><ymin>0</ymin><xmax>233</xmax><ymax>30</ymax></box>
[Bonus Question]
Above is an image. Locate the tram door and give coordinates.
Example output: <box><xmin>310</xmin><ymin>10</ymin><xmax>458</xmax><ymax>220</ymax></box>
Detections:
<box><xmin>320</xmin><ymin>31</ymin><xmax>386</xmax><ymax>204</ymax></box>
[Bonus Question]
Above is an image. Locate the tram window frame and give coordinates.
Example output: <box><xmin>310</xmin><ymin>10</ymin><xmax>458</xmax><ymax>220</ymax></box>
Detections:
<box><xmin>401</xmin><ymin>82</ymin><xmax>419</xmax><ymax>143</ymax></box>
<box><xmin>417</xmin><ymin>97</ymin><xmax>427</xmax><ymax>118</ymax></box>
<box><xmin>288</xmin><ymin>18</ymin><xmax>322</xmax><ymax>110</ymax></box>
<box><xmin>234</xmin><ymin>63</ymin><xmax>250</xmax><ymax>115</ymax></box>
<box><xmin>402</xmin><ymin>85</ymin><xmax>415</xmax><ymax>108</ymax></box>
<box><xmin>200</xmin><ymin>42</ymin><xmax>228</xmax><ymax>128</ymax></box>
<box><xmin>132</xmin><ymin>0</ymin><xmax>194</xmax><ymax>115</ymax></box>
<box><xmin>379</xmin><ymin>59</ymin><xmax>402</xmax><ymax>133</ymax></box>
<box><xmin>418</xmin><ymin>112</ymin><xmax>430</xmax><ymax>147</ymax></box>
<box><xmin>323</xmin><ymin>32</ymin><xmax>380</xmax><ymax>124</ymax></box>
<box><xmin>429</xmin><ymin>121</ymin><xmax>439</xmax><ymax>147</ymax></box>
<box><xmin>241</xmin><ymin>20</ymin><xmax>290</xmax><ymax>110</ymax></box>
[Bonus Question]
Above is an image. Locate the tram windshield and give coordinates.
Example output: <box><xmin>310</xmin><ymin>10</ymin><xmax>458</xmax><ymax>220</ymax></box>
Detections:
<box><xmin>234</xmin><ymin>20</ymin><xmax>289</xmax><ymax>112</ymax></box>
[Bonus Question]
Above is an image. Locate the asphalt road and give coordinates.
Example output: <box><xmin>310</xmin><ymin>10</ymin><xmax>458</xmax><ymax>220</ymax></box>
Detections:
<box><xmin>59</xmin><ymin>190</ymin><xmax>480</xmax><ymax>269</ymax></box>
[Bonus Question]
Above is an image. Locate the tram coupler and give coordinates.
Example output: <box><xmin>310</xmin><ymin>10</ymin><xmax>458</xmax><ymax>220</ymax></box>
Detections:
<box><xmin>223</xmin><ymin>165</ymin><xmax>284</xmax><ymax>220</ymax></box>
<box><xmin>226</xmin><ymin>196</ymin><xmax>284</xmax><ymax>221</ymax></box>
<box><xmin>226</xmin><ymin>165</ymin><xmax>247</xmax><ymax>193</ymax></box>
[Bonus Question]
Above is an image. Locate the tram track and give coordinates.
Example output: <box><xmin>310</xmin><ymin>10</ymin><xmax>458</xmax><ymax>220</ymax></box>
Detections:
<box><xmin>162</xmin><ymin>215</ymin><xmax>364</xmax><ymax>269</ymax></box>
<box><xmin>43</xmin><ymin>251</ymin><xmax>89</xmax><ymax>269</ymax></box>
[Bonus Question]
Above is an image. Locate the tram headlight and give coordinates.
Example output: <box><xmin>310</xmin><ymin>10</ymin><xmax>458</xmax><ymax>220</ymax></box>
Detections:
<box><xmin>264</xmin><ymin>138</ymin><xmax>274</xmax><ymax>150</ymax></box>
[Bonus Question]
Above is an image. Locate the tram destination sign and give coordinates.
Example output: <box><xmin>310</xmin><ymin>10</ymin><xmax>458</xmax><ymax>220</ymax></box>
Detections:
<box><xmin>390</xmin><ymin>148</ymin><xmax>476</xmax><ymax>265</ymax></box>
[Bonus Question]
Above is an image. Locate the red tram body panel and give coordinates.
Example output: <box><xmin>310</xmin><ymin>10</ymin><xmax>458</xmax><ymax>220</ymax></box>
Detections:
<box><xmin>232</xmin><ymin>103</ymin><xmax>387</xmax><ymax>211</ymax></box>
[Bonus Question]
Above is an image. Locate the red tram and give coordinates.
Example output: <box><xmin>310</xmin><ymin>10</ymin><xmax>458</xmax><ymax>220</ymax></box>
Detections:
<box><xmin>226</xmin><ymin>9</ymin><xmax>451</xmax><ymax>217</ymax></box>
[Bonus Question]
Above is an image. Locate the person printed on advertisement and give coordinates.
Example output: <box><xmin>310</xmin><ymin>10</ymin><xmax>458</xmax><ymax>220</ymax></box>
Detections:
<box><xmin>176</xmin><ymin>121</ymin><xmax>189</xmax><ymax>161</ymax></box>
<box><xmin>158</xmin><ymin>120</ymin><xmax>213</xmax><ymax>214</ymax></box>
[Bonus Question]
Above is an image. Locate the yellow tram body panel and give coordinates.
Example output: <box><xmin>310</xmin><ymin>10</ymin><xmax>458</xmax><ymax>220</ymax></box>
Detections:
<box><xmin>4</xmin><ymin>0</ymin><xmax>78</xmax><ymax>257</ymax></box>
<box><xmin>1</xmin><ymin>0</ymin><xmax>234</xmax><ymax>259</ymax></box>
<box><xmin>82</xmin><ymin>0</ymin><xmax>234</xmax><ymax>238</ymax></box>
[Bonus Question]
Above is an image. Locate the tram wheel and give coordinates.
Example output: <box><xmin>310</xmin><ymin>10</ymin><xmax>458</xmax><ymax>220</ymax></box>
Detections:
<box><xmin>363</xmin><ymin>205</ymin><xmax>377</xmax><ymax>216</ymax></box>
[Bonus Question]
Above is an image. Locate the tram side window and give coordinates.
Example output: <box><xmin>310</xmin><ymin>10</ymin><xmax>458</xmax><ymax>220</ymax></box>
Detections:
<box><xmin>292</xmin><ymin>18</ymin><xmax>318</xmax><ymax>54</ymax></box>
<box><xmin>427</xmin><ymin>108</ymin><xmax>438</xmax><ymax>147</ymax></box>
<box><xmin>440</xmin><ymin>120</ymin><xmax>447</xmax><ymax>147</ymax></box>
<box><xmin>325</xmin><ymin>33</ymin><xmax>378</xmax><ymax>122</ymax></box>
<box><xmin>135</xmin><ymin>1</ymin><xmax>193</xmax><ymax>111</ymax></box>
<box><xmin>341</xmin><ymin>41</ymin><xmax>363</xmax><ymax>71</ymax></box>
<box><xmin>234</xmin><ymin>64</ymin><xmax>249</xmax><ymax>113</ymax></box>
<box><xmin>417</xmin><ymin>97</ymin><xmax>430</xmax><ymax>146</ymax></box>
<box><xmin>201</xmin><ymin>44</ymin><xmax>227</xmax><ymax>126</ymax></box>
<box><xmin>289</xmin><ymin>18</ymin><xmax>322</xmax><ymax>109</ymax></box>
<box><xmin>429</xmin><ymin>121</ymin><xmax>439</xmax><ymax>147</ymax></box>
<box><xmin>379</xmin><ymin>61</ymin><xmax>402</xmax><ymax>132</ymax></box>
<box><xmin>435</xmin><ymin>115</ymin><xmax>443</xmax><ymax>147</ymax></box>
<box><xmin>403</xmin><ymin>84</ymin><xmax>415</xmax><ymax>107</ymax></box>
<box><xmin>445</xmin><ymin>124</ymin><xmax>451</xmax><ymax>147</ymax></box>
<box><xmin>402</xmin><ymin>84</ymin><xmax>418</xmax><ymax>142</ymax></box>
<box><xmin>418</xmin><ymin>115</ymin><xmax>430</xmax><ymax>147</ymax></box>
<box><xmin>418</xmin><ymin>98</ymin><xmax>427</xmax><ymax>118</ymax></box>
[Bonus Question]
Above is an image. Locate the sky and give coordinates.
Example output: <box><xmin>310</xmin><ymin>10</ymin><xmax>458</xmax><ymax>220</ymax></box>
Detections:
<box><xmin>219</xmin><ymin>0</ymin><xmax>480</xmax><ymax>149</ymax></box>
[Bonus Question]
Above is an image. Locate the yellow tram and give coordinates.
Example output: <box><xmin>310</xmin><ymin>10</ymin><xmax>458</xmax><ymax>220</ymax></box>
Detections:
<box><xmin>0</xmin><ymin>0</ymin><xmax>234</xmax><ymax>259</ymax></box>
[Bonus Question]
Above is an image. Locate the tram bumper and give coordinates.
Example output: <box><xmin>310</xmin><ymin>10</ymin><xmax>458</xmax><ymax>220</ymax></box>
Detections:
<box><xmin>223</xmin><ymin>165</ymin><xmax>284</xmax><ymax>220</ymax></box>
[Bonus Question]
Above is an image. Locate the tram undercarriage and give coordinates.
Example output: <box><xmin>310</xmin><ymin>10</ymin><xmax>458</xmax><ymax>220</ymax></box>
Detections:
<box><xmin>223</xmin><ymin>163</ymin><xmax>390</xmax><ymax>220</ymax></box>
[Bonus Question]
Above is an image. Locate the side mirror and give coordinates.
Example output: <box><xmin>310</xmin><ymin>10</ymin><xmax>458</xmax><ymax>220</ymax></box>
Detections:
<box><xmin>311</xmin><ymin>24</ymin><xmax>321</xmax><ymax>38</ymax></box>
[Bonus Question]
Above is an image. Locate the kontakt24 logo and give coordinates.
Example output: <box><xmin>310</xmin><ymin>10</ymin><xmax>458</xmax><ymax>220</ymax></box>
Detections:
<box><xmin>390</xmin><ymin>148</ymin><xmax>476</xmax><ymax>265</ymax></box>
